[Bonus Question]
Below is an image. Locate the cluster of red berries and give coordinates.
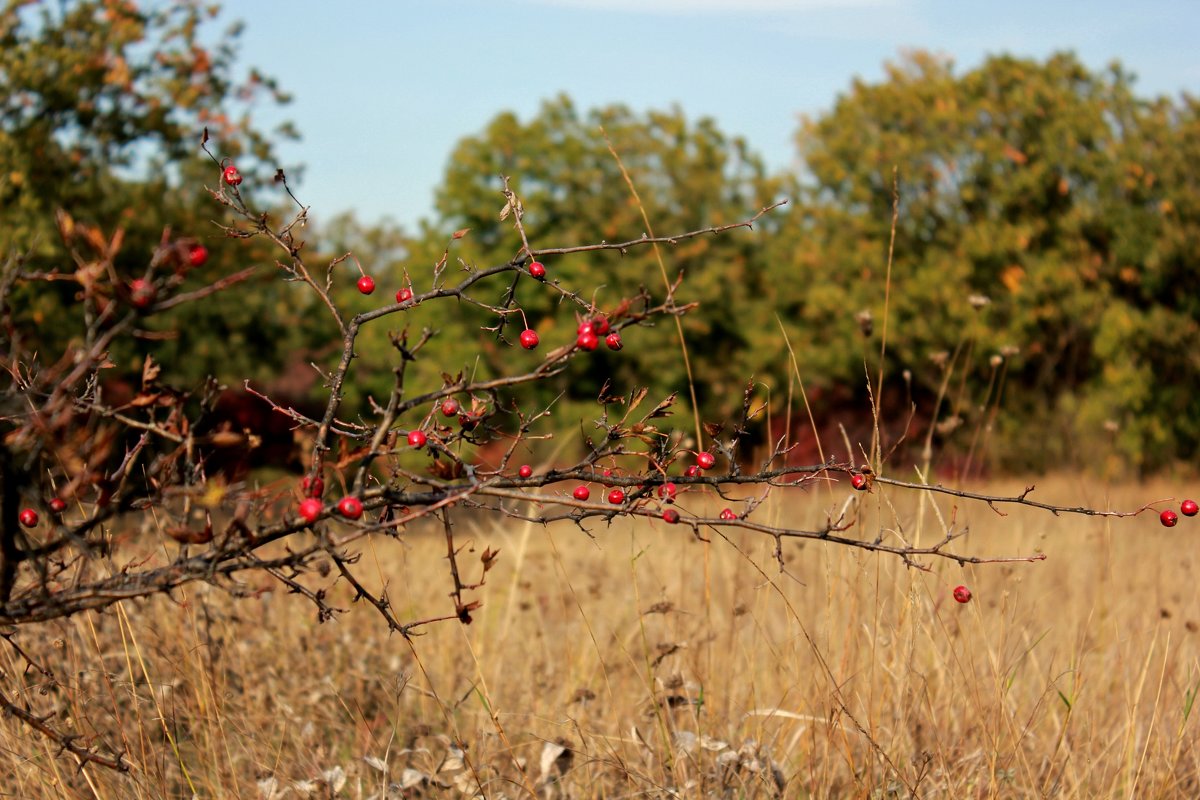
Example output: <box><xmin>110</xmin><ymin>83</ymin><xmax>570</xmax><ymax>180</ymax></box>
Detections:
<box><xmin>559</xmin><ymin>452</ymin><xmax>722</xmax><ymax>520</ymax></box>
<box><xmin>575</xmin><ymin>316</ymin><xmax>622</xmax><ymax>353</ymax></box>
<box><xmin>1160</xmin><ymin>498</ymin><xmax>1198</xmax><ymax>527</ymax></box>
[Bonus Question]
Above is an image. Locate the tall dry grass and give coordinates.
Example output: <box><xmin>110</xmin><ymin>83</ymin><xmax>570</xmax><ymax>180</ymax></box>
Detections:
<box><xmin>2</xmin><ymin>474</ymin><xmax>1197</xmax><ymax>798</ymax></box>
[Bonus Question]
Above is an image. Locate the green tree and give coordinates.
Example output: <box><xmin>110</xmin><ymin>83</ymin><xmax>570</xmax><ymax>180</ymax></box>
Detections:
<box><xmin>1</xmin><ymin>0</ymin><xmax>318</xmax><ymax>386</ymax></box>
<box><xmin>775</xmin><ymin>50</ymin><xmax>1200</xmax><ymax>472</ymax></box>
<box><xmin>378</xmin><ymin>95</ymin><xmax>784</xmax><ymax>442</ymax></box>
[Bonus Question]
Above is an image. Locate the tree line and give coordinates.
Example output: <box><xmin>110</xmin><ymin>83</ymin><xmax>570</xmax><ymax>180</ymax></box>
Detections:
<box><xmin>4</xmin><ymin>1</ymin><xmax>1196</xmax><ymax>473</ymax></box>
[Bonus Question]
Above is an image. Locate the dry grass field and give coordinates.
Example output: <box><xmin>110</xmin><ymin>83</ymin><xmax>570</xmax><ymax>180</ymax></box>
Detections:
<box><xmin>3</xmin><ymin>474</ymin><xmax>1198</xmax><ymax>798</ymax></box>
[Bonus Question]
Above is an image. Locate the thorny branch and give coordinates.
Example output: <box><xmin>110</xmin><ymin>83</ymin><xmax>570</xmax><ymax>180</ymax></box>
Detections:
<box><xmin>0</xmin><ymin>155</ymin><xmax>1159</xmax><ymax>775</ymax></box>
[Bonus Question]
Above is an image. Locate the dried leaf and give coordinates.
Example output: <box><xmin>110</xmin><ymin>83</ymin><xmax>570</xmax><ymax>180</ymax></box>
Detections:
<box><xmin>647</xmin><ymin>392</ymin><xmax>677</xmax><ymax>419</ymax></box>
<box><xmin>438</xmin><ymin>753</ymin><xmax>464</xmax><ymax>772</ymax></box>
<box><xmin>399</xmin><ymin>768</ymin><xmax>430</xmax><ymax>789</ymax></box>
<box><xmin>255</xmin><ymin>776</ymin><xmax>280</xmax><ymax>800</ymax></box>
<box><xmin>201</xmin><ymin>126</ymin><xmax>209</xmax><ymax>145</ymax></box>
<box><xmin>452</xmin><ymin>228</ymin><xmax>470</xmax><ymax>240</ymax></box>
<box><xmin>673</xmin><ymin>730</ymin><xmax>698</xmax><ymax>754</ymax></box>
<box><xmin>539</xmin><ymin>741</ymin><xmax>567</xmax><ymax>779</ymax></box>
<box><xmin>428</xmin><ymin>459</ymin><xmax>463</xmax><ymax>480</ymax></box>
<box><xmin>141</xmin><ymin>354</ymin><xmax>161</xmax><ymax>388</ymax></box>
<box><xmin>129</xmin><ymin>392</ymin><xmax>162</xmax><ymax>408</ymax></box>
<box><xmin>596</xmin><ymin>379</ymin><xmax>622</xmax><ymax>405</ymax></box>
<box><xmin>166</xmin><ymin>525</ymin><xmax>213</xmax><ymax>545</ymax></box>
<box><xmin>321</xmin><ymin>766</ymin><xmax>346</xmax><ymax>792</ymax></box>
<box><xmin>626</xmin><ymin>386</ymin><xmax>649</xmax><ymax>415</ymax></box>
<box><xmin>82</xmin><ymin>224</ymin><xmax>107</xmax><ymax>253</ymax></box>
<box><xmin>481</xmin><ymin>547</ymin><xmax>500</xmax><ymax>572</ymax></box>
<box><xmin>207</xmin><ymin>430</ymin><xmax>246</xmax><ymax>447</ymax></box>
<box><xmin>703</xmin><ymin>422</ymin><xmax>723</xmax><ymax>438</ymax></box>
<box><xmin>55</xmin><ymin>209</ymin><xmax>75</xmax><ymax>241</ymax></box>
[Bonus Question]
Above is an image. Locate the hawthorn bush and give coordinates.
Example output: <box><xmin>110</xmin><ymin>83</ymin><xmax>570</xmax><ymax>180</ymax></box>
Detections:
<box><xmin>0</xmin><ymin>136</ymin><xmax>1168</xmax><ymax>775</ymax></box>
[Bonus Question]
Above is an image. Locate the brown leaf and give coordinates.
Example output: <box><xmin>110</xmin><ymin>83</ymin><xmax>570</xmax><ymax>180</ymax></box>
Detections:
<box><xmin>81</xmin><ymin>224</ymin><xmax>107</xmax><ymax>253</ymax></box>
<box><xmin>597</xmin><ymin>379</ymin><xmax>623</xmax><ymax>405</ymax></box>
<box><xmin>703</xmin><ymin>422</ymin><xmax>723</xmax><ymax>438</ymax></box>
<box><xmin>201</xmin><ymin>126</ymin><xmax>209</xmax><ymax>145</ymax></box>
<box><xmin>626</xmin><ymin>387</ymin><xmax>649</xmax><ymax>415</ymax></box>
<box><xmin>54</xmin><ymin>209</ymin><xmax>76</xmax><ymax>242</ymax></box>
<box><xmin>107</xmin><ymin>227</ymin><xmax>125</xmax><ymax>260</ymax></box>
<box><xmin>428</xmin><ymin>459</ymin><xmax>464</xmax><ymax>480</ymax></box>
<box><xmin>141</xmin><ymin>354</ymin><xmax>161</xmax><ymax>389</ymax></box>
<box><xmin>647</xmin><ymin>392</ymin><xmax>677</xmax><ymax>419</ymax></box>
<box><xmin>452</xmin><ymin>228</ymin><xmax>470</xmax><ymax>240</ymax></box>
<box><xmin>166</xmin><ymin>525</ymin><xmax>213</xmax><ymax>544</ymax></box>
<box><xmin>128</xmin><ymin>392</ymin><xmax>162</xmax><ymax>408</ymax></box>
<box><xmin>207</xmin><ymin>430</ymin><xmax>246</xmax><ymax>447</ymax></box>
<box><xmin>1002</xmin><ymin>143</ymin><xmax>1028</xmax><ymax>165</ymax></box>
<box><xmin>481</xmin><ymin>547</ymin><xmax>500</xmax><ymax>572</ymax></box>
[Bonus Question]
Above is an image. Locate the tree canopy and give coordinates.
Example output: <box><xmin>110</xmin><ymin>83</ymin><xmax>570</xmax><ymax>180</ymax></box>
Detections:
<box><xmin>779</xmin><ymin>51</ymin><xmax>1200</xmax><ymax>471</ymax></box>
<box><xmin>4</xmin><ymin>2</ymin><xmax>1196</xmax><ymax>473</ymax></box>
<box><xmin>0</xmin><ymin>0</ymin><xmax>318</xmax><ymax>385</ymax></box>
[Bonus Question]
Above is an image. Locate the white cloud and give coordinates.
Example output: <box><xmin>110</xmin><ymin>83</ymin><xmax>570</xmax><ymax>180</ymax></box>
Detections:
<box><xmin>521</xmin><ymin>0</ymin><xmax>900</xmax><ymax>12</ymax></box>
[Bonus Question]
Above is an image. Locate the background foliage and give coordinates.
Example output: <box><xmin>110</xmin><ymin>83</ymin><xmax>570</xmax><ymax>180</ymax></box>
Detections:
<box><xmin>4</xmin><ymin>0</ymin><xmax>1197</xmax><ymax>474</ymax></box>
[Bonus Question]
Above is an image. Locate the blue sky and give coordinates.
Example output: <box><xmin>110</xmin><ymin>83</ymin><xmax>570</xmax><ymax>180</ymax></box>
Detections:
<box><xmin>232</xmin><ymin>0</ymin><xmax>1199</xmax><ymax>231</ymax></box>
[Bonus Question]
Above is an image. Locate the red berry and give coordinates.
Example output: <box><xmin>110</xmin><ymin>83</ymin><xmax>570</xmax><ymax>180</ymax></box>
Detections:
<box><xmin>602</xmin><ymin>468</ymin><xmax>613</xmax><ymax>479</ymax></box>
<box><xmin>604</xmin><ymin>333</ymin><xmax>623</xmax><ymax>351</ymax></box>
<box><xmin>129</xmin><ymin>278</ymin><xmax>156</xmax><ymax>309</ymax></box>
<box><xmin>299</xmin><ymin>498</ymin><xmax>323</xmax><ymax>524</ymax></box>
<box><xmin>222</xmin><ymin>165</ymin><xmax>242</xmax><ymax>186</ymax></box>
<box><xmin>18</xmin><ymin>508</ymin><xmax>38</xmax><ymax>527</ymax></box>
<box><xmin>518</xmin><ymin>464</ymin><xmax>533</xmax><ymax>479</ymax></box>
<box><xmin>696</xmin><ymin>452</ymin><xmax>716</xmax><ymax>470</ymax></box>
<box><xmin>1182</xmin><ymin>499</ymin><xmax>1198</xmax><ymax>517</ymax></box>
<box><xmin>1161</xmin><ymin>509</ymin><xmax>1179</xmax><ymax>528</ymax></box>
<box><xmin>952</xmin><ymin>585</ymin><xmax>972</xmax><ymax>604</ymax></box>
<box><xmin>458</xmin><ymin>413</ymin><xmax>478</xmax><ymax>430</ymax></box>
<box><xmin>662</xmin><ymin>509</ymin><xmax>680</xmax><ymax>524</ymax></box>
<box><xmin>301</xmin><ymin>475</ymin><xmax>325</xmax><ymax>498</ymax></box>
<box><xmin>529</xmin><ymin>261</ymin><xmax>546</xmax><ymax>279</ymax></box>
<box><xmin>577</xmin><ymin>332</ymin><xmax>599</xmax><ymax>351</ymax></box>
<box><xmin>188</xmin><ymin>244</ymin><xmax>208</xmax><ymax>267</ymax></box>
<box><xmin>519</xmin><ymin>329</ymin><xmax>539</xmax><ymax>350</ymax></box>
<box><xmin>357</xmin><ymin>275</ymin><xmax>376</xmax><ymax>295</ymax></box>
<box><xmin>685</xmin><ymin>465</ymin><xmax>702</xmax><ymax>478</ymax></box>
<box><xmin>407</xmin><ymin>430</ymin><xmax>427</xmax><ymax>448</ymax></box>
<box><xmin>608</xmin><ymin>489</ymin><xmax>625</xmax><ymax>505</ymax></box>
<box><xmin>337</xmin><ymin>496</ymin><xmax>364</xmax><ymax>520</ymax></box>
<box><xmin>396</xmin><ymin>287</ymin><xmax>413</xmax><ymax>304</ymax></box>
<box><xmin>591</xmin><ymin>315</ymin><xmax>610</xmax><ymax>336</ymax></box>
<box><xmin>440</xmin><ymin>398</ymin><xmax>460</xmax><ymax>417</ymax></box>
<box><xmin>719</xmin><ymin>508</ymin><xmax>737</xmax><ymax>521</ymax></box>
<box><xmin>850</xmin><ymin>474</ymin><xmax>868</xmax><ymax>491</ymax></box>
<box><xmin>48</xmin><ymin>497</ymin><xmax>67</xmax><ymax>514</ymax></box>
<box><xmin>577</xmin><ymin>321</ymin><xmax>595</xmax><ymax>336</ymax></box>
<box><xmin>573</xmin><ymin>486</ymin><xmax>590</xmax><ymax>501</ymax></box>
<box><xmin>657</xmin><ymin>482</ymin><xmax>677</xmax><ymax>502</ymax></box>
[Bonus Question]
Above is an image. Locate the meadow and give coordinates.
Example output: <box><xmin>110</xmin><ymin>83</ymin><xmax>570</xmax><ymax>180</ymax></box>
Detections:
<box><xmin>3</xmin><ymin>474</ymin><xmax>1196</xmax><ymax>799</ymax></box>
